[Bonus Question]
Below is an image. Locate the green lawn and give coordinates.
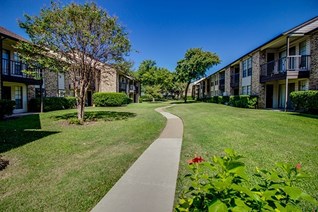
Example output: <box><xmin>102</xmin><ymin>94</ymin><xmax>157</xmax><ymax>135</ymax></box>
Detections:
<box><xmin>167</xmin><ymin>103</ymin><xmax>318</xmax><ymax>206</ymax></box>
<box><xmin>0</xmin><ymin>103</ymin><xmax>167</xmax><ymax>211</ymax></box>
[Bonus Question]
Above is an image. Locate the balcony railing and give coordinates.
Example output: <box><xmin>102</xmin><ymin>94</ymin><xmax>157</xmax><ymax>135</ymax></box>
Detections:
<box><xmin>230</xmin><ymin>73</ymin><xmax>239</xmax><ymax>87</ymax></box>
<box><xmin>260</xmin><ymin>55</ymin><xmax>311</xmax><ymax>77</ymax></box>
<box><xmin>2</xmin><ymin>58</ymin><xmax>41</xmax><ymax>80</ymax></box>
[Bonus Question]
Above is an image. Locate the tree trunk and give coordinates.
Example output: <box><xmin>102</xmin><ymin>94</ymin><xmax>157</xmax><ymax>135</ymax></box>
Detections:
<box><xmin>184</xmin><ymin>81</ymin><xmax>190</xmax><ymax>103</ymax></box>
<box><xmin>77</xmin><ymin>81</ymin><xmax>88</xmax><ymax>123</ymax></box>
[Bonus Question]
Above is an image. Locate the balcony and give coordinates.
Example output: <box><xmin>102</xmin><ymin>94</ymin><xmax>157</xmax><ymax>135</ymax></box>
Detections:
<box><xmin>260</xmin><ymin>55</ymin><xmax>310</xmax><ymax>83</ymax></box>
<box><xmin>230</xmin><ymin>73</ymin><xmax>239</xmax><ymax>88</ymax></box>
<box><xmin>2</xmin><ymin>58</ymin><xmax>42</xmax><ymax>84</ymax></box>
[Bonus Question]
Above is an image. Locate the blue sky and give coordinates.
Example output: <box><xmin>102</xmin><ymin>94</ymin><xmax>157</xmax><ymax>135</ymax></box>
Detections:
<box><xmin>0</xmin><ymin>0</ymin><xmax>318</xmax><ymax>75</ymax></box>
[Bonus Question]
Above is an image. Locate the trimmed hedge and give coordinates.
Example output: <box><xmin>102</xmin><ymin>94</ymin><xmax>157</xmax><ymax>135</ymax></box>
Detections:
<box><xmin>228</xmin><ymin>95</ymin><xmax>258</xmax><ymax>108</ymax></box>
<box><xmin>0</xmin><ymin>100</ymin><xmax>15</xmax><ymax>119</ymax></box>
<box><xmin>29</xmin><ymin>97</ymin><xmax>77</xmax><ymax>112</ymax></box>
<box><xmin>93</xmin><ymin>92</ymin><xmax>130</xmax><ymax>107</ymax></box>
<box><xmin>290</xmin><ymin>90</ymin><xmax>318</xmax><ymax>114</ymax></box>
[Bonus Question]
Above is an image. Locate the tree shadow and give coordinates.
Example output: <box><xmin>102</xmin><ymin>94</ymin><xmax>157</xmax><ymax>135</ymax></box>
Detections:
<box><xmin>289</xmin><ymin>113</ymin><xmax>318</xmax><ymax>120</ymax></box>
<box><xmin>52</xmin><ymin>111</ymin><xmax>136</xmax><ymax>122</ymax></box>
<box><xmin>0</xmin><ymin>114</ymin><xmax>59</xmax><ymax>153</ymax></box>
<box><xmin>170</xmin><ymin>100</ymin><xmax>198</xmax><ymax>105</ymax></box>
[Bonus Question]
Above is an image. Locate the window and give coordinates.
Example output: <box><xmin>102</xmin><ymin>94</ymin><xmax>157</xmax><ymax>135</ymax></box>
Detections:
<box><xmin>299</xmin><ymin>41</ymin><xmax>307</xmax><ymax>55</ymax></box>
<box><xmin>58</xmin><ymin>89</ymin><xmax>65</xmax><ymax>97</ymax></box>
<box><xmin>299</xmin><ymin>81</ymin><xmax>308</xmax><ymax>91</ymax></box>
<box><xmin>242</xmin><ymin>57</ymin><xmax>252</xmax><ymax>77</ymax></box>
<box><xmin>15</xmin><ymin>86</ymin><xmax>23</xmax><ymax>109</ymax></box>
<box><xmin>299</xmin><ymin>41</ymin><xmax>308</xmax><ymax>69</ymax></box>
<box><xmin>247</xmin><ymin>85</ymin><xmax>251</xmax><ymax>95</ymax></box>
<box><xmin>242</xmin><ymin>86</ymin><xmax>247</xmax><ymax>95</ymax></box>
<box><xmin>242</xmin><ymin>86</ymin><xmax>251</xmax><ymax>95</ymax></box>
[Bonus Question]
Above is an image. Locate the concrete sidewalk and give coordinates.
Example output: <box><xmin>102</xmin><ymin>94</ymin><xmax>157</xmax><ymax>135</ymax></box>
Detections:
<box><xmin>91</xmin><ymin>105</ymin><xmax>183</xmax><ymax>212</ymax></box>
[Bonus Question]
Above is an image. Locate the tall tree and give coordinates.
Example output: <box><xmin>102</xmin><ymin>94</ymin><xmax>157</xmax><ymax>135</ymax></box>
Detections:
<box><xmin>16</xmin><ymin>2</ymin><xmax>130</xmax><ymax>122</ymax></box>
<box><xmin>176</xmin><ymin>48</ymin><xmax>220</xmax><ymax>102</ymax></box>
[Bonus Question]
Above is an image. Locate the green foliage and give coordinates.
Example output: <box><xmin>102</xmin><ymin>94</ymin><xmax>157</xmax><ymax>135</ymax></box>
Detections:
<box><xmin>175</xmin><ymin>48</ymin><xmax>220</xmax><ymax>102</ymax></box>
<box><xmin>29</xmin><ymin>97</ymin><xmax>76</xmax><ymax>112</ymax></box>
<box><xmin>17</xmin><ymin>1</ymin><xmax>131</xmax><ymax>121</ymax></box>
<box><xmin>290</xmin><ymin>90</ymin><xmax>318</xmax><ymax>114</ymax></box>
<box><xmin>228</xmin><ymin>95</ymin><xmax>258</xmax><ymax>108</ymax></box>
<box><xmin>93</xmin><ymin>92</ymin><xmax>130</xmax><ymax>107</ymax></box>
<box><xmin>175</xmin><ymin>149</ymin><xmax>318</xmax><ymax>212</ymax></box>
<box><xmin>212</xmin><ymin>96</ymin><xmax>219</xmax><ymax>103</ymax></box>
<box><xmin>0</xmin><ymin>100</ymin><xmax>16</xmax><ymax>119</ymax></box>
<box><xmin>144</xmin><ymin>85</ymin><xmax>163</xmax><ymax>102</ymax></box>
<box><xmin>136</xmin><ymin>60</ymin><xmax>176</xmax><ymax>98</ymax></box>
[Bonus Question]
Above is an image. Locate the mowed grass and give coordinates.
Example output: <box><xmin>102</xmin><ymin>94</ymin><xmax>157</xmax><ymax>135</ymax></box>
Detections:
<box><xmin>0</xmin><ymin>103</ymin><xmax>167</xmax><ymax>211</ymax></box>
<box><xmin>167</xmin><ymin>103</ymin><xmax>318</xmax><ymax>204</ymax></box>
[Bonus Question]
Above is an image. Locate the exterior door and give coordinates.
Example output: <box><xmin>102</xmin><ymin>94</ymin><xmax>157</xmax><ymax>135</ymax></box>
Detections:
<box><xmin>2</xmin><ymin>49</ymin><xmax>10</xmax><ymax>75</ymax></box>
<box><xmin>86</xmin><ymin>91</ymin><xmax>92</xmax><ymax>106</ymax></box>
<box><xmin>267</xmin><ymin>53</ymin><xmax>275</xmax><ymax>75</ymax></box>
<box><xmin>278</xmin><ymin>84</ymin><xmax>285</xmax><ymax>109</ymax></box>
<box><xmin>287</xmin><ymin>83</ymin><xmax>295</xmax><ymax>109</ymax></box>
<box><xmin>266</xmin><ymin>84</ymin><xmax>273</xmax><ymax>108</ymax></box>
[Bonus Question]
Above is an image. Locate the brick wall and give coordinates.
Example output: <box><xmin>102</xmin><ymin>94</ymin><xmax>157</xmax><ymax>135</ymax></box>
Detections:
<box><xmin>224</xmin><ymin>67</ymin><xmax>231</xmax><ymax>96</ymax></box>
<box><xmin>251</xmin><ymin>52</ymin><xmax>261</xmax><ymax>95</ymax></box>
<box><xmin>309</xmin><ymin>31</ymin><xmax>318</xmax><ymax>90</ymax></box>
<box><xmin>99</xmin><ymin>66</ymin><xmax>118</xmax><ymax>92</ymax></box>
<box><xmin>44</xmin><ymin>71</ymin><xmax>58</xmax><ymax>97</ymax></box>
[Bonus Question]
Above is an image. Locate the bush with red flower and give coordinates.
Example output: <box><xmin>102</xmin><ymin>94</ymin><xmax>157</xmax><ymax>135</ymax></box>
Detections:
<box><xmin>175</xmin><ymin>149</ymin><xmax>318</xmax><ymax>211</ymax></box>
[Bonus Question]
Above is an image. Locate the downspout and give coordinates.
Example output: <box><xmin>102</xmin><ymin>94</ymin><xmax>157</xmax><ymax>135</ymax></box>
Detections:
<box><xmin>285</xmin><ymin>36</ymin><xmax>290</xmax><ymax>112</ymax></box>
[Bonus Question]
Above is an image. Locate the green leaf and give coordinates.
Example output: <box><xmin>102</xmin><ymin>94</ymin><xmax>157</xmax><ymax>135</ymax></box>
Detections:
<box><xmin>300</xmin><ymin>192</ymin><xmax>318</xmax><ymax>206</ymax></box>
<box><xmin>208</xmin><ymin>200</ymin><xmax>228</xmax><ymax>212</ymax></box>
<box><xmin>232</xmin><ymin>206</ymin><xmax>251</xmax><ymax>212</ymax></box>
<box><xmin>285</xmin><ymin>204</ymin><xmax>302</xmax><ymax>212</ymax></box>
<box><xmin>283</xmin><ymin>186</ymin><xmax>302</xmax><ymax>200</ymax></box>
<box><xmin>274</xmin><ymin>202</ymin><xmax>287</xmax><ymax>212</ymax></box>
<box><xmin>231</xmin><ymin>184</ymin><xmax>261</xmax><ymax>202</ymax></box>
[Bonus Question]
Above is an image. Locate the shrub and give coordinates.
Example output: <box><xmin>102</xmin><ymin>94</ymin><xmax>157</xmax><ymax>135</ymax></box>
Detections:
<box><xmin>212</xmin><ymin>96</ymin><xmax>218</xmax><ymax>103</ymax></box>
<box><xmin>218</xmin><ymin>96</ymin><xmax>223</xmax><ymax>104</ymax></box>
<box><xmin>93</xmin><ymin>92</ymin><xmax>129</xmax><ymax>106</ymax></box>
<box><xmin>176</xmin><ymin>149</ymin><xmax>318</xmax><ymax>211</ymax></box>
<box><xmin>28</xmin><ymin>97</ymin><xmax>77</xmax><ymax>112</ymax></box>
<box><xmin>290</xmin><ymin>90</ymin><xmax>318</xmax><ymax>114</ymax></box>
<box><xmin>141</xmin><ymin>94</ymin><xmax>153</xmax><ymax>102</ymax></box>
<box><xmin>221</xmin><ymin>96</ymin><xmax>230</xmax><ymax>104</ymax></box>
<box><xmin>0</xmin><ymin>100</ymin><xmax>15</xmax><ymax>119</ymax></box>
<box><xmin>65</xmin><ymin>97</ymin><xmax>77</xmax><ymax>109</ymax></box>
<box><xmin>228</xmin><ymin>95</ymin><xmax>258</xmax><ymax>108</ymax></box>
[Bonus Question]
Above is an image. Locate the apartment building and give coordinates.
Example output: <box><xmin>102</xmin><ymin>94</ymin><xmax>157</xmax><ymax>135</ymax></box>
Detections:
<box><xmin>0</xmin><ymin>26</ymin><xmax>140</xmax><ymax>113</ymax></box>
<box><xmin>194</xmin><ymin>16</ymin><xmax>318</xmax><ymax>109</ymax></box>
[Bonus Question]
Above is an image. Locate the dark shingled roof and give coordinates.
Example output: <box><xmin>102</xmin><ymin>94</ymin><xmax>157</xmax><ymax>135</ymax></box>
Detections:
<box><xmin>0</xmin><ymin>26</ymin><xmax>28</xmax><ymax>42</ymax></box>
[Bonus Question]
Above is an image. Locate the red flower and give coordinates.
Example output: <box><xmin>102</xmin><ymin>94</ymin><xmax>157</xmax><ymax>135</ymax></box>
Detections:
<box><xmin>188</xmin><ymin>156</ymin><xmax>204</xmax><ymax>165</ymax></box>
<box><xmin>295</xmin><ymin>163</ymin><xmax>302</xmax><ymax>170</ymax></box>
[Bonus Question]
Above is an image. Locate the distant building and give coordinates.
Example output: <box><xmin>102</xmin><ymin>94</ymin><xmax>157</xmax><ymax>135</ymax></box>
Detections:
<box><xmin>193</xmin><ymin>16</ymin><xmax>318</xmax><ymax>109</ymax></box>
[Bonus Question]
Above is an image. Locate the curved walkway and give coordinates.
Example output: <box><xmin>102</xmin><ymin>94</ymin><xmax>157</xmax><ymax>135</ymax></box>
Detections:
<box><xmin>91</xmin><ymin>105</ymin><xmax>183</xmax><ymax>212</ymax></box>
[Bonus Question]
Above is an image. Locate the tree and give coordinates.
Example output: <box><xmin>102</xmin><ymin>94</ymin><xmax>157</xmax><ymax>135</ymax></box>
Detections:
<box><xmin>176</xmin><ymin>48</ymin><xmax>220</xmax><ymax>102</ymax></box>
<box><xmin>144</xmin><ymin>85</ymin><xmax>162</xmax><ymax>102</ymax></box>
<box><xmin>136</xmin><ymin>60</ymin><xmax>175</xmax><ymax>100</ymax></box>
<box><xmin>16</xmin><ymin>2</ymin><xmax>130</xmax><ymax>122</ymax></box>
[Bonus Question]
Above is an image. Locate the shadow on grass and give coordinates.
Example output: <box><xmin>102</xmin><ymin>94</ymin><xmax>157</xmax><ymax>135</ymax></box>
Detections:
<box><xmin>0</xmin><ymin>130</ymin><xmax>59</xmax><ymax>153</ymax></box>
<box><xmin>289</xmin><ymin>113</ymin><xmax>318</xmax><ymax>120</ymax></box>
<box><xmin>0</xmin><ymin>114</ymin><xmax>59</xmax><ymax>153</ymax></box>
<box><xmin>52</xmin><ymin>111</ymin><xmax>136</xmax><ymax>122</ymax></box>
<box><xmin>170</xmin><ymin>100</ymin><xmax>198</xmax><ymax>105</ymax></box>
